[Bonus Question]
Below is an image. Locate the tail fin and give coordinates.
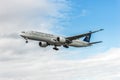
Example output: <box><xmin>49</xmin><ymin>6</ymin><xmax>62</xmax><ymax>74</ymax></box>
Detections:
<box><xmin>83</xmin><ymin>32</ymin><xmax>91</xmax><ymax>42</ymax></box>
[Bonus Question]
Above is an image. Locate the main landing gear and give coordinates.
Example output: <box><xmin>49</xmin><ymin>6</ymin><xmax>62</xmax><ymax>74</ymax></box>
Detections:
<box><xmin>53</xmin><ymin>46</ymin><xmax>59</xmax><ymax>51</ymax></box>
<box><xmin>63</xmin><ymin>45</ymin><xmax>69</xmax><ymax>48</ymax></box>
<box><xmin>53</xmin><ymin>45</ymin><xmax>69</xmax><ymax>51</ymax></box>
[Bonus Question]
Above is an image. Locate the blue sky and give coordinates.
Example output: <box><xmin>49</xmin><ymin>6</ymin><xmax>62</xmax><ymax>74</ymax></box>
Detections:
<box><xmin>53</xmin><ymin>0</ymin><xmax>120</xmax><ymax>59</ymax></box>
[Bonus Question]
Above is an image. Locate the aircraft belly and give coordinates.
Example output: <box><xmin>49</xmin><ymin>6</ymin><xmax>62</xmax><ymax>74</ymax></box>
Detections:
<box><xmin>69</xmin><ymin>40</ymin><xmax>88</xmax><ymax>47</ymax></box>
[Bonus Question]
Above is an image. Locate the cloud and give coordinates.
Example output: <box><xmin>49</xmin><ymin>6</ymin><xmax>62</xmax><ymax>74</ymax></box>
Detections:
<box><xmin>0</xmin><ymin>0</ymin><xmax>69</xmax><ymax>34</ymax></box>
<box><xmin>1</xmin><ymin>48</ymin><xmax>120</xmax><ymax>80</ymax></box>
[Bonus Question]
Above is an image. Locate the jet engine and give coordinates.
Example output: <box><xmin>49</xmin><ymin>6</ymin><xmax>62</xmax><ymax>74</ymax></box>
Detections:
<box><xmin>57</xmin><ymin>37</ymin><xmax>66</xmax><ymax>43</ymax></box>
<box><xmin>39</xmin><ymin>42</ymin><xmax>48</xmax><ymax>47</ymax></box>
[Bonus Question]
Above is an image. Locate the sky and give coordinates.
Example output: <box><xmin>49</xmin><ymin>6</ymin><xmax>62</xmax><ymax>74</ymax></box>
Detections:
<box><xmin>0</xmin><ymin>0</ymin><xmax>120</xmax><ymax>80</ymax></box>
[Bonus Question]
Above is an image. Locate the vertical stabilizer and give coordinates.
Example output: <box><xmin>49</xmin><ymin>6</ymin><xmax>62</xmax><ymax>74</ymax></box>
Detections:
<box><xmin>83</xmin><ymin>33</ymin><xmax>91</xmax><ymax>42</ymax></box>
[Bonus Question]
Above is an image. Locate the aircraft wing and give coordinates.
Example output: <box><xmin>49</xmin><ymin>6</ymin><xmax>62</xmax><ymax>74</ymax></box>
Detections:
<box><xmin>66</xmin><ymin>29</ymin><xmax>104</xmax><ymax>40</ymax></box>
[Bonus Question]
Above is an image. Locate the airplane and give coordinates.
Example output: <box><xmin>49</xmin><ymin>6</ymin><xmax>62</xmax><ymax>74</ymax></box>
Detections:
<box><xmin>20</xmin><ymin>29</ymin><xmax>104</xmax><ymax>50</ymax></box>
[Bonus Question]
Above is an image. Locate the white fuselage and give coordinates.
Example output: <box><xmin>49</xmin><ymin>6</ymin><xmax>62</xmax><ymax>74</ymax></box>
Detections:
<box><xmin>20</xmin><ymin>31</ymin><xmax>90</xmax><ymax>47</ymax></box>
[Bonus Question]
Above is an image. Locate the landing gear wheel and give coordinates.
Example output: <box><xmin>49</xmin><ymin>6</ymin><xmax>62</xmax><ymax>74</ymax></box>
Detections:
<box><xmin>63</xmin><ymin>45</ymin><xmax>69</xmax><ymax>48</ymax></box>
<box><xmin>26</xmin><ymin>40</ymin><xmax>28</xmax><ymax>43</ymax></box>
<box><xmin>53</xmin><ymin>47</ymin><xmax>59</xmax><ymax>51</ymax></box>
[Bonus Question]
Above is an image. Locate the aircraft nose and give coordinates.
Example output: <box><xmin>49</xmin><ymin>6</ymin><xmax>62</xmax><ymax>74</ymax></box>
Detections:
<box><xmin>19</xmin><ymin>31</ymin><xmax>25</xmax><ymax>37</ymax></box>
<box><xmin>19</xmin><ymin>32</ymin><xmax>23</xmax><ymax>36</ymax></box>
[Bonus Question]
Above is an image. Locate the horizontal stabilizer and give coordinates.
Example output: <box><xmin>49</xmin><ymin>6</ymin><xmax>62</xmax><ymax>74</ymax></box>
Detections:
<box><xmin>89</xmin><ymin>41</ymin><xmax>102</xmax><ymax>45</ymax></box>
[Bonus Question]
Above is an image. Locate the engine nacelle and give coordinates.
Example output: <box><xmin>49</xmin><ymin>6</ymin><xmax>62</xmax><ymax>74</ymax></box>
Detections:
<box><xmin>57</xmin><ymin>37</ymin><xmax>66</xmax><ymax>43</ymax></box>
<box><xmin>39</xmin><ymin>42</ymin><xmax>48</xmax><ymax>47</ymax></box>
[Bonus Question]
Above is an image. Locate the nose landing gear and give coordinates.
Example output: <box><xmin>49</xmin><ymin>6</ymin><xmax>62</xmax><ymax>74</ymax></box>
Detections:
<box><xmin>24</xmin><ymin>38</ymin><xmax>28</xmax><ymax>43</ymax></box>
<box><xmin>26</xmin><ymin>40</ymin><xmax>28</xmax><ymax>43</ymax></box>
